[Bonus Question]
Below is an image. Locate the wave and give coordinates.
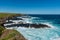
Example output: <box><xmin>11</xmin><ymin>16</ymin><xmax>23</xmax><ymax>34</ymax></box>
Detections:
<box><xmin>5</xmin><ymin>15</ymin><xmax>60</xmax><ymax>40</ymax></box>
<box><xmin>16</xmin><ymin>26</ymin><xmax>60</xmax><ymax>40</ymax></box>
<box><xmin>5</xmin><ymin>22</ymin><xmax>60</xmax><ymax>40</ymax></box>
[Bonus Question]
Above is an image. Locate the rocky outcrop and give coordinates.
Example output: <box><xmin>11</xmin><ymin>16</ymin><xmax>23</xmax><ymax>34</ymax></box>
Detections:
<box><xmin>0</xmin><ymin>29</ymin><xmax>26</xmax><ymax>40</ymax></box>
<box><xmin>0</xmin><ymin>13</ymin><xmax>23</xmax><ymax>24</ymax></box>
<box><xmin>0</xmin><ymin>13</ymin><xmax>26</xmax><ymax>40</ymax></box>
<box><xmin>30</xmin><ymin>24</ymin><xmax>50</xmax><ymax>28</ymax></box>
<box><xmin>5</xmin><ymin>24</ymin><xmax>50</xmax><ymax>28</ymax></box>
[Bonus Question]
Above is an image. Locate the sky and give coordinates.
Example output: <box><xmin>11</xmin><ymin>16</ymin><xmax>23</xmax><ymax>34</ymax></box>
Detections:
<box><xmin>0</xmin><ymin>0</ymin><xmax>60</xmax><ymax>14</ymax></box>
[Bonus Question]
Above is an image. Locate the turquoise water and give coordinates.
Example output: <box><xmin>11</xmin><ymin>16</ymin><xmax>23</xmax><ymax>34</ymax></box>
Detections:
<box><xmin>15</xmin><ymin>15</ymin><xmax>60</xmax><ymax>40</ymax></box>
<box><xmin>16</xmin><ymin>27</ymin><xmax>60</xmax><ymax>40</ymax></box>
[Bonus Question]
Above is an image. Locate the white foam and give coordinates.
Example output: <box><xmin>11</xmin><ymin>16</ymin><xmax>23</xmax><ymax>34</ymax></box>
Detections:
<box><xmin>16</xmin><ymin>26</ymin><xmax>60</xmax><ymax>40</ymax></box>
<box><xmin>51</xmin><ymin>37</ymin><xmax>60</xmax><ymax>40</ymax></box>
<box><xmin>5</xmin><ymin>16</ymin><xmax>60</xmax><ymax>40</ymax></box>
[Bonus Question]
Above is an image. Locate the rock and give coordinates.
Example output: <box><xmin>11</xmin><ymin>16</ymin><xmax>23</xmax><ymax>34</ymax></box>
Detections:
<box><xmin>0</xmin><ymin>29</ymin><xmax>26</xmax><ymax>40</ymax></box>
<box><xmin>29</xmin><ymin>24</ymin><xmax>50</xmax><ymax>28</ymax></box>
<box><xmin>4</xmin><ymin>23</ymin><xmax>50</xmax><ymax>28</ymax></box>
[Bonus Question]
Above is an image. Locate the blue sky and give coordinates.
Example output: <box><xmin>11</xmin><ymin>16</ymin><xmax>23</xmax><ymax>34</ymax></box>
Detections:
<box><xmin>0</xmin><ymin>0</ymin><xmax>60</xmax><ymax>14</ymax></box>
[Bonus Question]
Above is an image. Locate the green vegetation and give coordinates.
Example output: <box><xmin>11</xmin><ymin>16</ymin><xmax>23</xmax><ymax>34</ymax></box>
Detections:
<box><xmin>0</xmin><ymin>13</ymin><xmax>19</xmax><ymax>18</ymax></box>
<box><xmin>1</xmin><ymin>30</ymin><xmax>17</xmax><ymax>40</ymax></box>
<box><xmin>0</xmin><ymin>30</ymin><xmax>26</xmax><ymax>40</ymax></box>
<box><xmin>0</xmin><ymin>13</ymin><xmax>18</xmax><ymax>36</ymax></box>
<box><xmin>0</xmin><ymin>26</ymin><xmax>5</xmax><ymax>36</ymax></box>
<box><xmin>0</xmin><ymin>13</ymin><xmax>26</xmax><ymax>40</ymax></box>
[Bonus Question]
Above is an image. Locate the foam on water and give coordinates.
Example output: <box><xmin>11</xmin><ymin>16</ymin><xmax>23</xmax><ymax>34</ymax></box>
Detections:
<box><xmin>14</xmin><ymin>23</ymin><xmax>60</xmax><ymax>40</ymax></box>
<box><xmin>6</xmin><ymin>22</ymin><xmax>60</xmax><ymax>40</ymax></box>
<box><xmin>52</xmin><ymin>37</ymin><xmax>60</xmax><ymax>40</ymax></box>
<box><xmin>6</xmin><ymin>15</ymin><xmax>60</xmax><ymax>40</ymax></box>
<box><xmin>16</xmin><ymin>27</ymin><xmax>60</xmax><ymax>40</ymax></box>
<box><xmin>17</xmin><ymin>16</ymin><xmax>60</xmax><ymax>40</ymax></box>
<box><xmin>16</xmin><ymin>16</ymin><xmax>60</xmax><ymax>40</ymax></box>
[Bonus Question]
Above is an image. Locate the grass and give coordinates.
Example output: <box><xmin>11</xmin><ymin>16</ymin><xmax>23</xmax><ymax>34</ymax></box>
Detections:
<box><xmin>0</xmin><ymin>13</ymin><xmax>26</xmax><ymax>40</ymax></box>
<box><xmin>0</xmin><ymin>13</ymin><xmax>21</xmax><ymax>37</ymax></box>
<box><xmin>0</xmin><ymin>30</ymin><xmax>22</xmax><ymax>40</ymax></box>
<box><xmin>0</xmin><ymin>13</ymin><xmax>17</xmax><ymax>36</ymax></box>
<box><xmin>1</xmin><ymin>30</ymin><xmax>18</xmax><ymax>40</ymax></box>
<box><xmin>0</xmin><ymin>13</ymin><xmax>17</xmax><ymax>18</ymax></box>
<box><xmin>0</xmin><ymin>26</ymin><xmax>5</xmax><ymax>36</ymax></box>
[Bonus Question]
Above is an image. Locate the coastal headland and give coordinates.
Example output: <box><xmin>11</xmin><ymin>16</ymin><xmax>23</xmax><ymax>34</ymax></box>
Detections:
<box><xmin>0</xmin><ymin>13</ymin><xmax>51</xmax><ymax>40</ymax></box>
<box><xmin>0</xmin><ymin>13</ymin><xmax>26</xmax><ymax>40</ymax></box>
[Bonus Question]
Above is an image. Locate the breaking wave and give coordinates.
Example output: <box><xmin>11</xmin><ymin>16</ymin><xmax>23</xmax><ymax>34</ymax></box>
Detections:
<box><xmin>7</xmin><ymin>15</ymin><xmax>60</xmax><ymax>40</ymax></box>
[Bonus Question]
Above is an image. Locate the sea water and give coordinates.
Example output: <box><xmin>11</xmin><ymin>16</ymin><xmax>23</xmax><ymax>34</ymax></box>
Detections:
<box><xmin>16</xmin><ymin>14</ymin><xmax>60</xmax><ymax>40</ymax></box>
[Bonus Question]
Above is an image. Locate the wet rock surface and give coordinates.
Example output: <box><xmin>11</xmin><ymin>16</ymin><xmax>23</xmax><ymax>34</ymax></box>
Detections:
<box><xmin>4</xmin><ymin>23</ymin><xmax>50</xmax><ymax>28</ymax></box>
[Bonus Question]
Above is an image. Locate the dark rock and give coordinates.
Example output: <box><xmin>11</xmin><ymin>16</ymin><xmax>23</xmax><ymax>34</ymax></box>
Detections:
<box><xmin>4</xmin><ymin>23</ymin><xmax>50</xmax><ymax>28</ymax></box>
<box><xmin>30</xmin><ymin>24</ymin><xmax>50</xmax><ymax>28</ymax></box>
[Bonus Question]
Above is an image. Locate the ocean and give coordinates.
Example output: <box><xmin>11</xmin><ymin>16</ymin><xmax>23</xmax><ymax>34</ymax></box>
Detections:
<box><xmin>14</xmin><ymin>14</ymin><xmax>60</xmax><ymax>40</ymax></box>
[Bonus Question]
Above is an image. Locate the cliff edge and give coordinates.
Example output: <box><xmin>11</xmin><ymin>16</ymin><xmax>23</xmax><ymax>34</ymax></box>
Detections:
<box><xmin>0</xmin><ymin>13</ymin><xmax>26</xmax><ymax>40</ymax></box>
<box><xmin>0</xmin><ymin>29</ymin><xmax>26</xmax><ymax>40</ymax></box>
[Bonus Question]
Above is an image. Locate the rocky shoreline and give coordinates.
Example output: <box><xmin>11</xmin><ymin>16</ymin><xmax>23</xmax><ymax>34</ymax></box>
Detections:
<box><xmin>0</xmin><ymin>13</ymin><xmax>24</xmax><ymax>24</ymax></box>
<box><xmin>0</xmin><ymin>13</ymin><xmax>51</xmax><ymax>40</ymax></box>
<box><xmin>4</xmin><ymin>23</ymin><xmax>50</xmax><ymax>28</ymax></box>
<box><xmin>3</xmin><ymin>15</ymin><xmax>51</xmax><ymax>28</ymax></box>
<box><xmin>0</xmin><ymin>13</ymin><xmax>26</xmax><ymax>40</ymax></box>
